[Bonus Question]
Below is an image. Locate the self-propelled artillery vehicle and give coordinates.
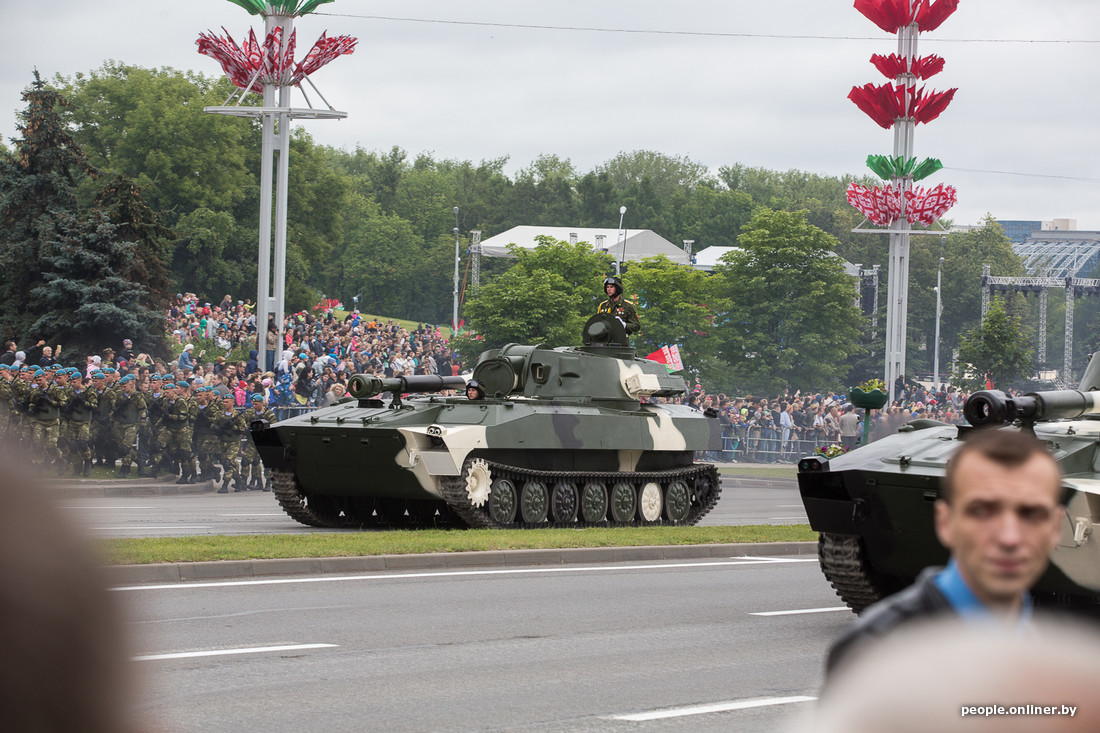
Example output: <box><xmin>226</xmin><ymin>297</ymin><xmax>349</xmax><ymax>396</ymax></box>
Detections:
<box><xmin>798</xmin><ymin>355</ymin><xmax>1100</xmax><ymax>613</ymax></box>
<box><xmin>251</xmin><ymin>315</ymin><xmax>723</xmax><ymax>529</ymax></box>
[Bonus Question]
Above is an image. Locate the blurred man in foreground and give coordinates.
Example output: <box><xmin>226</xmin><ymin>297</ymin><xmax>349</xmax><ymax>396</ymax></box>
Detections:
<box><xmin>826</xmin><ymin>427</ymin><xmax>1064</xmax><ymax>674</ymax></box>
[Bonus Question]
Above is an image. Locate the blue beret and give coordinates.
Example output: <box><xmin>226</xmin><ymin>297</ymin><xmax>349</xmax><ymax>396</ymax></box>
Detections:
<box><xmin>91</xmin><ymin>371</ymin><xmax>105</xmax><ymax>379</ymax></box>
<box><xmin>119</xmin><ymin>374</ymin><xmax>134</xmax><ymax>384</ymax></box>
<box><xmin>103</xmin><ymin>367</ymin><xmax>117</xmax><ymax>374</ymax></box>
<box><xmin>250</xmin><ymin>393</ymin><xmax>264</xmax><ymax>402</ymax></box>
<box><xmin>176</xmin><ymin>382</ymin><xmax>190</xmax><ymax>389</ymax></box>
<box><xmin>0</xmin><ymin>365</ymin><xmax>8</xmax><ymax>371</ymax></box>
<box><xmin>33</xmin><ymin>369</ymin><xmax>45</xmax><ymax>378</ymax></box>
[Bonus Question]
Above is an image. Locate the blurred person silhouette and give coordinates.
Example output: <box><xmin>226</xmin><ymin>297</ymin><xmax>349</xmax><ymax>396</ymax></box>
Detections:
<box><xmin>800</xmin><ymin>620</ymin><xmax>1099</xmax><ymax>733</ymax></box>
<box><xmin>0</xmin><ymin>443</ymin><xmax>137</xmax><ymax>732</ymax></box>
<box><xmin>826</xmin><ymin>427</ymin><xmax>1064</xmax><ymax>675</ymax></box>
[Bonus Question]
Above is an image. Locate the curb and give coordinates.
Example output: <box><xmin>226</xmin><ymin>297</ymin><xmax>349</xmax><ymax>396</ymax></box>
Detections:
<box><xmin>105</xmin><ymin>541</ymin><xmax>818</xmax><ymax>586</ymax></box>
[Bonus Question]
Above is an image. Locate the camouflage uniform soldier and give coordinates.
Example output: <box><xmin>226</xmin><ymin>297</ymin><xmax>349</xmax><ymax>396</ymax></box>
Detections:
<box><xmin>64</xmin><ymin>370</ymin><xmax>97</xmax><ymax>476</ymax></box>
<box><xmin>241</xmin><ymin>393</ymin><xmax>276</xmax><ymax>490</ymax></box>
<box><xmin>11</xmin><ymin>366</ymin><xmax>35</xmax><ymax>447</ymax></box>
<box><xmin>0</xmin><ymin>365</ymin><xmax>12</xmax><ymax>438</ymax></box>
<box><xmin>89</xmin><ymin>371</ymin><xmax>115</xmax><ymax>467</ymax></box>
<box><xmin>53</xmin><ymin>368</ymin><xmax>73</xmax><ymax>468</ymax></box>
<box><xmin>163</xmin><ymin>382</ymin><xmax>197</xmax><ymax>484</ymax></box>
<box><xmin>214</xmin><ymin>393</ymin><xmax>249</xmax><ymax>493</ymax></box>
<box><xmin>111</xmin><ymin>375</ymin><xmax>147</xmax><ymax>477</ymax></box>
<box><xmin>28</xmin><ymin>369</ymin><xmax>67</xmax><ymax>472</ymax></box>
<box><xmin>595</xmin><ymin>276</ymin><xmax>641</xmax><ymax>335</ymax></box>
<box><xmin>192</xmin><ymin>387</ymin><xmax>221</xmax><ymax>483</ymax></box>
<box><xmin>139</xmin><ymin>374</ymin><xmax>167</xmax><ymax>478</ymax></box>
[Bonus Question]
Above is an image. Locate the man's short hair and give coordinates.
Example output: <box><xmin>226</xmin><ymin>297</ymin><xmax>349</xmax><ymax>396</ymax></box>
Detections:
<box><xmin>943</xmin><ymin>428</ymin><xmax>1059</xmax><ymax>504</ymax></box>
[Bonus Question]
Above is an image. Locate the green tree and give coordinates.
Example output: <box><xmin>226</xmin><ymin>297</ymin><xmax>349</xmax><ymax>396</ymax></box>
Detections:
<box><xmin>621</xmin><ymin>256</ymin><xmax>725</xmax><ymax>374</ymax></box>
<box><xmin>712</xmin><ymin>209</ymin><xmax>865</xmax><ymax>394</ymax></box>
<box><xmin>0</xmin><ymin>73</ymin><xmax>166</xmax><ymax>355</ymax></box>
<box><xmin>453</xmin><ymin>268</ymin><xmax>583</xmax><ymax>354</ymax></box>
<box><xmin>953</xmin><ymin>300</ymin><xmax>1034</xmax><ymax>390</ymax></box>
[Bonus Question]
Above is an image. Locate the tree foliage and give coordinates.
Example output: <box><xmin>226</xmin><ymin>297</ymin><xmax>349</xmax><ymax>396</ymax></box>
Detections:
<box><xmin>712</xmin><ymin>209</ymin><xmax>865</xmax><ymax>394</ymax></box>
<box><xmin>0</xmin><ymin>73</ymin><xmax>168</xmax><ymax>355</ymax></box>
<box><xmin>953</xmin><ymin>300</ymin><xmax>1034</xmax><ymax>390</ymax></box>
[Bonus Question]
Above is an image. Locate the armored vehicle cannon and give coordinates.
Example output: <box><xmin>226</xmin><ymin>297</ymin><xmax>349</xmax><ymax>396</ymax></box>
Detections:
<box><xmin>799</xmin><ymin>356</ymin><xmax>1100</xmax><ymax>613</ymax></box>
<box><xmin>252</xmin><ymin>315</ymin><xmax>722</xmax><ymax>529</ymax></box>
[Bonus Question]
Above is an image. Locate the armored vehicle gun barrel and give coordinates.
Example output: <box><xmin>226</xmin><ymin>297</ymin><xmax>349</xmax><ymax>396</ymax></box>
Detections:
<box><xmin>963</xmin><ymin>389</ymin><xmax>1100</xmax><ymax>428</ymax></box>
<box><xmin>347</xmin><ymin>374</ymin><xmax>467</xmax><ymax>399</ymax></box>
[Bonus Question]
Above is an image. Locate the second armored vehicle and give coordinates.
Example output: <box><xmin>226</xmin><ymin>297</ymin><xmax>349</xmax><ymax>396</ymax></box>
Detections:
<box><xmin>798</xmin><ymin>356</ymin><xmax>1100</xmax><ymax>612</ymax></box>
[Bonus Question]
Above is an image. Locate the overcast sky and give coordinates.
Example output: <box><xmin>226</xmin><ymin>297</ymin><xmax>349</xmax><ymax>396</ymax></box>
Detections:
<box><xmin>5</xmin><ymin>0</ymin><xmax>1099</xmax><ymax>230</ymax></box>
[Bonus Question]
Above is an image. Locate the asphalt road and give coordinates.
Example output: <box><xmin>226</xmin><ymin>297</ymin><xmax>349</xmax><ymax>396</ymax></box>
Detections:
<box><xmin>60</xmin><ymin>474</ymin><xmax>807</xmax><ymax>537</ymax></box>
<box><xmin>120</xmin><ymin>553</ymin><xmax>848</xmax><ymax>732</ymax></box>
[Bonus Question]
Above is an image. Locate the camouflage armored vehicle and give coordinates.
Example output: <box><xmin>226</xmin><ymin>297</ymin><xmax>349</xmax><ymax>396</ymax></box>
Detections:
<box><xmin>251</xmin><ymin>315</ymin><xmax>722</xmax><ymax>529</ymax></box>
<box><xmin>799</xmin><ymin>355</ymin><xmax>1100</xmax><ymax>613</ymax></box>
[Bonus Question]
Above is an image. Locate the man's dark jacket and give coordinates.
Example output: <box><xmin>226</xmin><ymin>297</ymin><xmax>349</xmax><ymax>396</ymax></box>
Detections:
<box><xmin>826</xmin><ymin>567</ymin><xmax>952</xmax><ymax>675</ymax></box>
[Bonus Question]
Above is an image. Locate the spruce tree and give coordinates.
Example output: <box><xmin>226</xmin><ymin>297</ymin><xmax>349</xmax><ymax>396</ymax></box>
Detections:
<box><xmin>0</xmin><ymin>72</ymin><xmax>169</xmax><ymax>358</ymax></box>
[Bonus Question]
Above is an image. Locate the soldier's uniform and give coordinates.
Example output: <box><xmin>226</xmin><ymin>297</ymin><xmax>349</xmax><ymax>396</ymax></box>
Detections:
<box><xmin>64</xmin><ymin>372</ymin><xmax>97</xmax><ymax>476</ymax></box>
<box><xmin>213</xmin><ymin>396</ymin><xmax>249</xmax><ymax>493</ymax></box>
<box><xmin>0</xmin><ymin>366</ymin><xmax>12</xmax><ymax>438</ymax></box>
<box><xmin>192</xmin><ymin>388</ymin><xmax>221</xmax><ymax>483</ymax></box>
<box><xmin>111</xmin><ymin>375</ymin><xmax>147</xmax><ymax>477</ymax></box>
<box><xmin>90</xmin><ymin>372</ymin><xmax>115</xmax><ymax>467</ymax></box>
<box><xmin>596</xmin><ymin>276</ymin><xmax>641</xmax><ymax>335</ymax></box>
<box><xmin>241</xmin><ymin>394</ymin><xmax>276</xmax><ymax>490</ymax></box>
<box><xmin>11</xmin><ymin>367</ymin><xmax>35</xmax><ymax>447</ymax></box>
<box><xmin>28</xmin><ymin>370</ymin><xmax>67</xmax><ymax>470</ymax></box>
<box><xmin>139</xmin><ymin>376</ymin><xmax>167</xmax><ymax>477</ymax></box>
<box><xmin>163</xmin><ymin>382</ymin><xmax>198</xmax><ymax>484</ymax></box>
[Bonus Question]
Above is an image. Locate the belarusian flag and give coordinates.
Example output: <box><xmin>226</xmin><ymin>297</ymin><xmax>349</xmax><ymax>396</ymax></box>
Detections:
<box><xmin>645</xmin><ymin>345</ymin><xmax>684</xmax><ymax>372</ymax></box>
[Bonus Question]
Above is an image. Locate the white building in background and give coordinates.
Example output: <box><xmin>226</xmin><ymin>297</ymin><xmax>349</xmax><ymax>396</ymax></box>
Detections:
<box><xmin>478</xmin><ymin>226</ymin><xmax>690</xmax><ymax>265</ymax></box>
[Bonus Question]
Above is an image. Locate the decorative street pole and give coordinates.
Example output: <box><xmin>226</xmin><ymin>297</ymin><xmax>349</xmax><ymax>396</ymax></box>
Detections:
<box><xmin>615</xmin><ymin>205</ymin><xmax>627</xmax><ymax>277</ymax></box>
<box><xmin>197</xmin><ymin>0</ymin><xmax>355</xmax><ymax>367</ymax></box>
<box><xmin>452</xmin><ymin>207</ymin><xmax>461</xmax><ymax>334</ymax></box>
<box><xmin>934</xmin><ymin>254</ymin><xmax>944</xmax><ymax>391</ymax></box>
<box><xmin>844</xmin><ymin>0</ymin><xmax>960</xmax><ymax>404</ymax></box>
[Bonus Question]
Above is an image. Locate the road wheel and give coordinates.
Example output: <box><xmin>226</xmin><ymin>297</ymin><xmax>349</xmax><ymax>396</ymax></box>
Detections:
<box><xmin>664</xmin><ymin>480</ymin><xmax>691</xmax><ymax>523</ymax></box>
<box><xmin>610</xmin><ymin>482</ymin><xmax>637</xmax><ymax>523</ymax></box>
<box><xmin>550</xmin><ymin>482</ymin><xmax>579</xmax><ymax>523</ymax></box>
<box><xmin>638</xmin><ymin>482</ymin><xmax>663</xmax><ymax>522</ymax></box>
<box><xmin>520</xmin><ymin>480</ymin><xmax>549</xmax><ymax>524</ymax></box>
<box><xmin>581</xmin><ymin>482</ymin><xmax>608</xmax><ymax>523</ymax></box>
<box><xmin>488</xmin><ymin>478</ymin><xmax>518</xmax><ymax>524</ymax></box>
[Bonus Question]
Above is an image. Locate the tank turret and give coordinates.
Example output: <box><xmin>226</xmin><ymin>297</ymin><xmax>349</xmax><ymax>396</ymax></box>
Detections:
<box><xmin>252</xmin><ymin>316</ymin><xmax>722</xmax><ymax>530</ymax></box>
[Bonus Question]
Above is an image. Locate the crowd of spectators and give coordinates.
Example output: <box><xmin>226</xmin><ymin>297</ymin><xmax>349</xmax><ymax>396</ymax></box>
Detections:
<box><xmin>164</xmin><ymin>293</ymin><xmax>466</xmax><ymax>415</ymax></box>
<box><xmin>672</xmin><ymin>377</ymin><xmax>970</xmax><ymax>464</ymax></box>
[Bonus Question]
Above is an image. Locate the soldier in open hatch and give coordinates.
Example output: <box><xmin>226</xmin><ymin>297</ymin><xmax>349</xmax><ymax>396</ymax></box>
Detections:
<box><xmin>595</xmin><ymin>276</ymin><xmax>640</xmax><ymax>335</ymax></box>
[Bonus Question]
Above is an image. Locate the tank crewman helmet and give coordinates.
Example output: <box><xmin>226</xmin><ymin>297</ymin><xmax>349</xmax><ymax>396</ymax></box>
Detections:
<box><xmin>603</xmin><ymin>276</ymin><xmax>623</xmax><ymax>298</ymax></box>
<box><xmin>465</xmin><ymin>379</ymin><xmax>485</xmax><ymax>400</ymax></box>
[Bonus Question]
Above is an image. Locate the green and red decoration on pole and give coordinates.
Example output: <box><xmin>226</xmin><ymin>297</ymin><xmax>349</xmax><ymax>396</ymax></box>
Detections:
<box><xmin>844</xmin><ymin>0</ymin><xmax>960</xmax><ymax>405</ymax></box>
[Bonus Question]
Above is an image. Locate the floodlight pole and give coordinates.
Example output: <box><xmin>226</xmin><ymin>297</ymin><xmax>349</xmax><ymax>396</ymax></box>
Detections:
<box><xmin>615</xmin><ymin>205</ymin><xmax>627</xmax><ymax>276</ymax></box>
<box><xmin>933</xmin><ymin>253</ymin><xmax>944</xmax><ymax>392</ymax></box>
<box><xmin>453</xmin><ymin>207</ymin><xmax>461</xmax><ymax>333</ymax></box>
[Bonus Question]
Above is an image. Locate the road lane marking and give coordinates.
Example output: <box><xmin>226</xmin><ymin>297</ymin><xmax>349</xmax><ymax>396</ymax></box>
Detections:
<box><xmin>61</xmin><ymin>506</ymin><xmax>155</xmax><ymax>509</ymax></box>
<box><xmin>112</xmin><ymin>557</ymin><xmax>819</xmax><ymax>591</ymax></box>
<box><xmin>133</xmin><ymin>643</ymin><xmax>337</xmax><ymax>661</ymax></box>
<box><xmin>750</xmin><ymin>606</ymin><xmax>850</xmax><ymax>616</ymax></box>
<box><xmin>611</xmin><ymin>695</ymin><xmax>816</xmax><ymax>721</ymax></box>
<box><xmin>93</xmin><ymin>526</ymin><xmax>212</xmax><ymax>531</ymax></box>
<box><xmin>219</xmin><ymin>513</ymin><xmax>290</xmax><ymax>517</ymax></box>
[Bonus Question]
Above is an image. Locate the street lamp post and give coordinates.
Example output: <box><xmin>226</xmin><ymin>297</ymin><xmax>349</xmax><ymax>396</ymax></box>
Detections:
<box><xmin>933</xmin><ymin>252</ymin><xmax>944</xmax><ymax>393</ymax></box>
<box><xmin>452</xmin><ymin>207</ymin><xmax>461</xmax><ymax>334</ymax></box>
<box><xmin>615</xmin><ymin>205</ymin><xmax>627</xmax><ymax>276</ymax></box>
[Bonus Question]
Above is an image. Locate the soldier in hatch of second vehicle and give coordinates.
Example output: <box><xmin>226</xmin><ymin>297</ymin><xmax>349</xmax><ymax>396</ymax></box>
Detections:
<box><xmin>595</xmin><ymin>276</ymin><xmax>640</xmax><ymax>335</ymax></box>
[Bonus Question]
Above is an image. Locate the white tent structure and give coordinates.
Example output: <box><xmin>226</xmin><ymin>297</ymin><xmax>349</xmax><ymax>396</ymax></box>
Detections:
<box><xmin>478</xmin><ymin>226</ymin><xmax>690</xmax><ymax>265</ymax></box>
<box><xmin>692</xmin><ymin>245</ymin><xmax>860</xmax><ymax>276</ymax></box>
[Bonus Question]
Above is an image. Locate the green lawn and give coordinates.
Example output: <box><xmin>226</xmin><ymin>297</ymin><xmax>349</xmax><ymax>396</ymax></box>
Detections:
<box><xmin>100</xmin><ymin>524</ymin><xmax>817</xmax><ymax>565</ymax></box>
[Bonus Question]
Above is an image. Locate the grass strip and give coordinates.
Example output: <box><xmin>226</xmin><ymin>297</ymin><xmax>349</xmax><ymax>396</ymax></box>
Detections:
<box><xmin>100</xmin><ymin>525</ymin><xmax>817</xmax><ymax>565</ymax></box>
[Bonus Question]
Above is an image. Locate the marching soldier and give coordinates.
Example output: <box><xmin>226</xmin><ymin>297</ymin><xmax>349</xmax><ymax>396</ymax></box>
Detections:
<box><xmin>192</xmin><ymin>386</ymin><xmax>220</xmax><ymax>484</ymax></box>
<box><xmin>241</xmin><ymin>393</ymin><xmax>276</xmax><ymax>490</ymax></box>
<box><xmin>139</xmin><ymin>374</ymin><xmax>167</xmax><ymax>478</ymax></box>
<box><xmin>90</xmin><ymin>370</ymin><xmax>114</xmax><ymax>468</ymax></box>
<box><xmin>214</xmin><ymin>392</ymin><xmax>249</xmax><ymax>493</ymax></box>
<box><xmin>65</xmin><ymin>370</ymin><xmax>97</xmax><ymax>476</ymax></box>
<box><xmin>163</xmin><ymin>381</ymin><xmax>197</xmax><ymax>484</ymax></box>
<box><xmin>28</xmin><ymin>369</ymin><xmax>67</xmax><ymax>472</ymax></box>
<box><xmin>0</xmin><ymin>365</ymin><xmax>12</xmax><ymax>438</ymax></box>
<box><xmin>111</xmin><ymin>374</ymin><xmax>147</xmax><ymax>477</ymax></box>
